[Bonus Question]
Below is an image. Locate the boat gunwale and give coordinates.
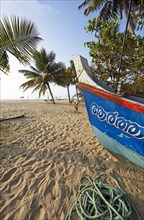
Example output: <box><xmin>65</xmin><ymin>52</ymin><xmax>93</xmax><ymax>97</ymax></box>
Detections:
<box><xmin>77</xmin><ymin>82</ymin><xmax>144</xmax><ymax>114</ymax></box>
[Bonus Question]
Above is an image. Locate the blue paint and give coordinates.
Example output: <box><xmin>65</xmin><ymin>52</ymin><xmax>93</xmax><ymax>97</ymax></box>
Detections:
<box><xmin>82</xmin><ymin>90</ymin><xmax>144</xmax><ymax>159</ymax></box>
<box><xmin>92</xmin><ymin>126</ymin><xmax>144</xmax><ymax>169</ymax></box>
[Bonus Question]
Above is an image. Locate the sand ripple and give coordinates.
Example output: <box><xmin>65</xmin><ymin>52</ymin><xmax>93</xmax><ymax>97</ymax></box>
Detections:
<box><xmin>0</xmin><ymin>102</ymin><xmax>144</xmax><ymax>219</ymax></box>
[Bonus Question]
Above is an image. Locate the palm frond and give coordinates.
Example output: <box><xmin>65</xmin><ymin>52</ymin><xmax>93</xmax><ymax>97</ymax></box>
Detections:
<box><xmin>78</xmin><ymin>0</ymin><xmax>106</xmax><ymax>16</ymax></box>
<box><xmin>99</xmin><ymin>1</ymin><xmax>122</xmax><ymax>21</ymax></box>
<box><xmin>50</xmin><ymin>62</ymin><xmax>65</xmax><ymax>76</ymax></box>
<box><xmin>31</xmin><ymin>83</ymin><xmax>42</xmax><ymax>95</ymax></box>
<box><xmin>33</xmin><ymin>49</ymin><xmax>56</xmax><ymax>72</ymax></box>
<box><xmin>0</xmin><ymin>15</ymin><xmax>42</xmax><ymax>65</ymax></box>
<box><xmin>39</xmin><ymin>83</ymin><xmax>47</xmax><ymax>97</ymax></box>
<box><xmin>29</xmin><ymin>65</ymin><xmax>40</xmax><ymax>73</ymax></box>
<box><xmin>78</xmin><ymin>0</ymin><xmax>92</xmax><ymax>10</ymax></box>
<box><xmin>20</xmin><ymin>79</ymin><xmax>36</xmax><ymax>91</ymax></box>
<box><xmin>19</xmin><ymin>69</ymin><xmax>41</xmax><ymax>78</ymax></box>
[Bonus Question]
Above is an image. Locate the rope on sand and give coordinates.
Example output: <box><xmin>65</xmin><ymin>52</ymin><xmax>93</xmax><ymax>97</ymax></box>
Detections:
<box><xmin>65</xmin><ymin>173</ymin><xmax>141</xmax><ymax>220</ymax></box>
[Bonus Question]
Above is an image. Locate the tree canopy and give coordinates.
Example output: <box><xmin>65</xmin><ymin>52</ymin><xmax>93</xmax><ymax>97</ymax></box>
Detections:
<box><xmin>78</xmin><ymin>0</ymin><xmax>144</xmax><ymax>34</ymax></box>
<box><xmin>84</xmin><ymin>18</ymin><xmax>144</xmax><ymax>96</ymax></box>
<box><xmin>19</xmin><ymin>48</ymin><xmax>66</xmax><ymax>104</ymax></box>
<box><xmin>54</xmin><ymin>60</ymin><xmax>78</xmax><ymax>102</ymax></box>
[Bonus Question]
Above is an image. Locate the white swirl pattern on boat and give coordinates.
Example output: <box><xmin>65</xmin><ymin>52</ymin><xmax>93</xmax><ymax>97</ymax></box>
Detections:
<box><xmin>91</xmin><ymin>103</ymin><xmax>144</xmax><ymax>139</ymax></box>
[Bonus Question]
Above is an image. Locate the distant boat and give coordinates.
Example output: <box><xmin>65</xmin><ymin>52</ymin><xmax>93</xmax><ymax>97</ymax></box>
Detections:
<box><xmin>73</xmin><ymin>55</ymin><xmax>144</xmax><ymax>170</ymax></box>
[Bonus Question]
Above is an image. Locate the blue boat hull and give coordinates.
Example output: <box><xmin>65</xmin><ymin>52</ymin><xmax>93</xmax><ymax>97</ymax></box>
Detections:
<box><xmin>82</xmin><ymin>90</ymin><xmax>144</xmax><ymax>170</ymax></box>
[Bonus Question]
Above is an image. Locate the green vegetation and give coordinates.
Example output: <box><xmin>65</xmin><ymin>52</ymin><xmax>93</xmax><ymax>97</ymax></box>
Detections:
<box><xmin>1</xmin><ymin>1</ymin><xmax>143</xmax><ymax>99</ymax></box>
<box><xmin>78</xmin><ymin>0</ymin><xmax>144</xmax><ymax>35</ymax></box>
<box><xmin>70</xmin><ymin>92</ymin><xmax>84</xmax><ymax>113</ymax></box>
<box><xmin>0</xmin><ymin>15</ymin><xmax>42</xmax><ymax>74</ymax></box>
<box><xmin>78</xmin><ymin>1</ymin><xmax>144</xmax><ymax>97</ymax></box>
<box><xmin>0</xmin><ymin>16</ymin><xmax>78</xmax><ymax>102</ymax></box>
<box><xmin>84</xmin><ymin>18</ymin><xmax>144</xmax><ymax>96</ymax></box>
<box><xmin>19</xmin><ymin>48</ymin><xmax>66</xmax><ymax>104</ymax></box>
<box><xmin>55</xmin><ymin>60</ymin><xmax>78</xmax><ymax>102</ymax></box>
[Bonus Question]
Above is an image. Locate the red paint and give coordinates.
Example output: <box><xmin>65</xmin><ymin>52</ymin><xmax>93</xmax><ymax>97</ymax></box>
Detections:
<box><xmin>78</xmin><ymin>82</ymin><xmax>144</xmax><ymax>114</ymax></box>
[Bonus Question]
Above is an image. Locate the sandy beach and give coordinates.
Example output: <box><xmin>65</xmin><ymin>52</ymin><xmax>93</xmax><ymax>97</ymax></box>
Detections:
<box><xmin>0</xmin><ymin>101</ymin><xmax>144</xmax><ymax>220</ymax></box>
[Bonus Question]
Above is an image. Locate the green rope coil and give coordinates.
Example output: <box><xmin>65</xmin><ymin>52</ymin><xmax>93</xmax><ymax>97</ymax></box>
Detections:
<box><xmin>65</xmin><ymin>174</ymin><xmax>141</xmax><ymax>220</ymax></box>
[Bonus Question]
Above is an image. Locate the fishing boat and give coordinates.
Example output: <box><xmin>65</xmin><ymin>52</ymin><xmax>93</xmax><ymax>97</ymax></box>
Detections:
<box><xmin>73</xmin><ymin>0</ymin><xmax>144</xmax><ymax>170</ymax></box>
<box><xmin>73</xmin><ymin>54</ymin><xmax>144</xmax><ymax>170</ymax></box>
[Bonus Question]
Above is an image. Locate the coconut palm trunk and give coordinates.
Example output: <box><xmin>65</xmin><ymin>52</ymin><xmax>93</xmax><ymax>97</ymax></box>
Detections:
<box><xmin>46</xmin><ymin>82</ymin><xmax>55</xmax><ymax>104</ymax></box>
<box><xmin>67</xmin><ymin>84</ymin><xmax>71</xmax><ymax>102</ymax></box>
<box><xmin>122</xmin><ymin>0</ymin><xmax>136</xmax><ymax>37</ymax></box>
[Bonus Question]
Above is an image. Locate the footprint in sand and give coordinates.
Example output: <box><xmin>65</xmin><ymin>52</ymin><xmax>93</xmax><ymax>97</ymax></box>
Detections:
<box><xmin>49</xmin><ymin>169</ymin><xmax>56</xmax><ymax>179</ymax></box>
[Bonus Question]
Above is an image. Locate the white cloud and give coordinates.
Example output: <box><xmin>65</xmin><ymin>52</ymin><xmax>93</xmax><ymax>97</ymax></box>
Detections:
<box><xmin>1</xmin><ymin>0</ymin><xmax>59</xmax><ymax>20</ymax></box>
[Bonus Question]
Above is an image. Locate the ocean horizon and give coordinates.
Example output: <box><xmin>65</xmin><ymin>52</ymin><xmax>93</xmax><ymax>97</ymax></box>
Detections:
<box><xmin>0</xmin><ymin>98</ymin><xmax>68</xmax><ymax>103</ymax></box>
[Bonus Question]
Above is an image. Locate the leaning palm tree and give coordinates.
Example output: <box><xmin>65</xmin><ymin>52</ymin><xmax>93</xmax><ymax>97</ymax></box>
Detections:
<box><xmin>78</xmin><ymin>0</ymin><xmax>143</xmax><ymax>35</ymax></box>
<box><xmin>0</xmin><ymin>15</ymin><xmax>42</xmax><ymax>73</ymax></box>
<box><xmin>19</xmin><ymin>48</ymin><xmax>65</xmax><ymax>104</ymax></box>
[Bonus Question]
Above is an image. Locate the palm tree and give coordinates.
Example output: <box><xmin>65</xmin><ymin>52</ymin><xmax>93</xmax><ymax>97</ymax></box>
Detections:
<box><xmin>0</xmin><ymin>15</ymin><xmax>41</xmax><ymax>73</ymax></box>
<box><xmin>55</xmin><ymin>60</ymin><xmax>78</xmax><ymax>102</ymax></box>
<box><xmin>19</xmin><ymin>48</ymin><xmax>65</xmax><ymax>104</ymax></box>
<box><xmin>78</xmin><ymin>0</ymin><xmax>143</xmax><ymax>35</ymax></box>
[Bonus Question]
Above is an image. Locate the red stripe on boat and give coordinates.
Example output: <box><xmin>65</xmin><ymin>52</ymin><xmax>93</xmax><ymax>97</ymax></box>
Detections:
<box><xmin>78</xmin><ymin>82</ymin><xmax>144</xmax><ymax>114</ymax></box>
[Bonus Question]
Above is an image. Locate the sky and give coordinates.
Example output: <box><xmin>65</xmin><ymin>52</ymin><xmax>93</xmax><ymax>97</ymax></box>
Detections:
<box><xmin>0</xmin><ymin>0</ymin><xmax>96</xmax><ymax>100</ymax></box>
